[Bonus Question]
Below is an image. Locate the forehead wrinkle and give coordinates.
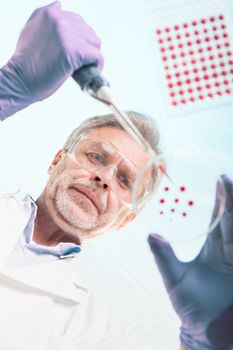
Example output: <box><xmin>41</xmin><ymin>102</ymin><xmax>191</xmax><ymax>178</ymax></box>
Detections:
<box><xmin>87</xmin><ymin>127</ymin><xmax>150</xmax><ymax>171</ymax></box>
<box><xmin>110</xmin><ymin>139</ymin><xmax>149</xmax><ymax>172</ymax></box>
<box><xmin>87</xmin><ymin>140</ymin><xmax>122</xmax><ymax>165</ymax></box>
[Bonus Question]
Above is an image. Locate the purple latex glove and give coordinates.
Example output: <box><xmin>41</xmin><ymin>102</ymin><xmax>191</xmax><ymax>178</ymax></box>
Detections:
<box><xmin>148</xmin><ymin>175</ymin><xmax>233</xmax><ymax>350</ymax></box>
<box><xmin>0</xmin><ymin>1</ymin><xmax>103</xmax><ymax>120</ymax></box>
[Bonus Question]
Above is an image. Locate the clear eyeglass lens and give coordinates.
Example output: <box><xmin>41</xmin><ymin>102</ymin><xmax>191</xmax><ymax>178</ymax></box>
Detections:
<box><xmin>68</xmin><ymin>138</ymin><xmax>154</xmax><ymax>207</ymax></box>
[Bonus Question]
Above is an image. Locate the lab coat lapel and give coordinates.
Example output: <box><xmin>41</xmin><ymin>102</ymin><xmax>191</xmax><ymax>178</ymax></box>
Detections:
<box><xmin>0</xmin><ymin>195</ymin><xmax>88</xmax><ymax>303</ymax></box>
<box><xmin>0</xmin><ymin>195</ymin><xmax>32</xmax><ymax>269</ymax></box>
<box><xmin>1</xmin><ymin>258</ymin><xmax>88</xmax><ymax>303</ymax></box>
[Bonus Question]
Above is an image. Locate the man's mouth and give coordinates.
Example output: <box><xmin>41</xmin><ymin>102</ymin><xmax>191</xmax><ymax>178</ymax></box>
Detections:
<box><xmin>69</xmin><ymin>186</ymin><xmax>100</xmax><ymax>213</ymax></box>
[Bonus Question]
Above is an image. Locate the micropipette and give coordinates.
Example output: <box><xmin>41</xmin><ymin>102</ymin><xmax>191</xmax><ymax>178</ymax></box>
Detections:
<box><xmin>72</xmin><ymin>65</ymin><xmax>156</xmax><ymax>159</ymax></box>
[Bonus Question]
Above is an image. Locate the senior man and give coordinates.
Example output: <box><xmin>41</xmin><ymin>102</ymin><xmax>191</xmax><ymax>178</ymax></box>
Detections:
<box><xmin>0</xmin><ymin>110</ymin><xmax>158</xmax><ymax>349</ymax></box>
<box><xmin>0</xmin><ymin>3</ymin><xmax>162</xmax><ymax>349</ymax></box>
<box><xmin>1</xmin><ymin>2</ymin><xmax>233</xmax><ymax>350</ymax></box>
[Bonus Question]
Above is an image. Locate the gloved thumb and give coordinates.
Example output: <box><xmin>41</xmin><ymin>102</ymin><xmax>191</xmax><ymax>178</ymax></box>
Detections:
<box><xmin>45</xmin><ymin>1</ymin><xmax>61</xmax><ymax>9</ymax></box>
<box><xmin>208</xmin><ymin>175</ymin><xmax>233</xmax><ymax>242</ymax></box>
<box><xmin>221</xmin><ymin>174</ymin><xmax>233</xmax><ymax>212</ymax></box>
<box><xmin>208</xmin><ymin>174</ymin><xmax>229</xmax><ymax>229</ymax></box>
<box><xmin>148</xmin><ymin>234</ymin><xmax>188</xmax><ymax>292</ymax></box>
<box><xmin>220</xmin><ymin>174</ymin><xmax>233</xmax><ymax>244</ymax></box>
<box><xmin>26</xmin><ymin>1</ymin><xmax>61</xmax><ymax>24</ymax></box>
<box><xmin>200</xmin><ymin>175</ymin><xmax>233</xmax><ymax>272</ymax></box>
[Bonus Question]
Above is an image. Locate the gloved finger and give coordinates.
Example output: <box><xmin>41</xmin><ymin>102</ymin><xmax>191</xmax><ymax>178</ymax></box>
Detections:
<box><xmin>31</xmin><ymin>1</ymin><xmax>61</xmax><ymax>13</ymax></box>
<box><xmin>148</xmin><ymin>234</ymin><xmax>188</xmax><ymax>293</ymax></box>
<box><xmin>61</xmin><ymin>18</ymin><xmax>102</xmax><ymax>49</ymax></box>
<box><xmin>26</xmin><ymin>1</ymin><xmax>61</xmax><ymax>24</ymax></box>
<box><xmin>204</xmin><ymin>175</ymin><xmax>233</xmax><ymax>262</ymax></box>
<box><xmin>42</xmin><ymin>1</ymin><xmax>61</xmax><ymax>9</ymax></box>
<box><xmin>76</xmin><ymin>27</ymin><xmax>101</xmax><ymax>49</ymax></box>
<box><xmin>208</xmin><ymin>176</ymin><xmax>226</xmax><ymax>229</ymax></box>
<box><xmin>76</xmin><ymin>43</ymin><xmax>104</xmax><ymax>70</ymax></box>
<box><xmin>221</xmin><ymin>174</ymin><xmax>233</xmax><ymax>212</ymax></box>
<box><xmin>221</xmin><ymin>210</ymin><xmax>233</xmax><ymax>244</ymax></box>
<box><xmin>217</xmin><ymin>175</ymin><xmax>233</xmax><ymax>244</ymax></box>
<box><xmin>62</xmin><ymin>12</ymin><xmax>99</xmax><ymax>44</ymax></box>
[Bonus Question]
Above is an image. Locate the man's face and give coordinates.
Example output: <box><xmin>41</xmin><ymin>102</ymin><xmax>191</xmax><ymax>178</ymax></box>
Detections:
<box><xmin>44</xmin><ymin>127</ymin><xmax>150</xmax><ymax>243</ymax></box>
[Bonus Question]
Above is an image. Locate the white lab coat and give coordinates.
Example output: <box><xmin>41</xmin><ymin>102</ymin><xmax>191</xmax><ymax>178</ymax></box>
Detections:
<box><xmin>0</xmin><ymin>195</ymin><xmax>128</xmax><ymax>350</ymax></box>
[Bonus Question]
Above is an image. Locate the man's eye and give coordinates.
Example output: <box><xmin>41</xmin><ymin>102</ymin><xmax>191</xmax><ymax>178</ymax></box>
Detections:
<box><xmin>87</xmin><ymin>152</ymin><xmax>105</xmax><ymax>165</ymax></box>
<box><xmin>117</xmin><ymin>173</ymin><xmax>132</xmax><ymax>189</ymax></box>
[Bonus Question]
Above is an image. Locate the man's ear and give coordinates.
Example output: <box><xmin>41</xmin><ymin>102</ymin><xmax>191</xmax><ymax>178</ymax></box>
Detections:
<box><xmin>48</xmin><ymin>149</ymin><xmax>64</xmax><ymax>173</ymax></box>
<box><xmin>116</xmin><ymin>212</ymin><xmax>136</xmax><ymax>230</ymax></box>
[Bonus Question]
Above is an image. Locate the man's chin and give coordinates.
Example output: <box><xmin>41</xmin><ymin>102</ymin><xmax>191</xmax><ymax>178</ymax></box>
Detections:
<box><xmin>46</xmin><ymin>187</ymin><xmax>117</xmax><ymax>239</ymax></box>
<box><xmin>56</xmin><ymin>205</ymin><xmax>98</xmax><ymax>231</ymax></box>
<box><xmin>57</xmin><ymin>206</ymin><xmax>115</xmax><ymax>237</ymax></box>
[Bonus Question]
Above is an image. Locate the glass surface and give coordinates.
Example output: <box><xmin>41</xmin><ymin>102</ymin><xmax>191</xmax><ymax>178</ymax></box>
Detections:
<box><xmin>133</xmin><ymin>140</ymin><xmax>226</xmax><ymax>242</ymax></box>
<box><xmin>68</xmin><ymin>135</ymin><xmax>162</xmax><ymax>210</ymax></box>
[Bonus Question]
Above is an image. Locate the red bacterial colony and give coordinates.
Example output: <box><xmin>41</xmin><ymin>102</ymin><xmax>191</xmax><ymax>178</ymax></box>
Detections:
<box><xmin>158</xmin><ymin>178</ymin><xmax>195</xmax><ymax>219</ymax></box>
<box><xmin>155</xmin><ymin>14</ymin><xmax>233</xmax><ymax>106</ymax></box>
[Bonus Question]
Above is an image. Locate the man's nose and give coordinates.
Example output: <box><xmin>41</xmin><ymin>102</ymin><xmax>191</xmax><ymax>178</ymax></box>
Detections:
<box><xmin>91</xmin><ymin>166</ymin><xmax>117</xmax><ymax>190</ymax></box>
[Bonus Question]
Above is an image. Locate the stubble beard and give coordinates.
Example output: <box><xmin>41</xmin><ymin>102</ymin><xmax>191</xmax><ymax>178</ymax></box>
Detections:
<box><xmin>45</xmin><ymin>173</ymin><xmax>119</xmax><ymax>241</ymax></box>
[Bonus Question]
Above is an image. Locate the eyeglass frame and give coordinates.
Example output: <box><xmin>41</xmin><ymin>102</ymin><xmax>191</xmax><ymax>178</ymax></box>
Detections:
<box><xmin>66</xmin><ymin>134</ymin><xmax>161</xmax><ymax>212</ymax></box>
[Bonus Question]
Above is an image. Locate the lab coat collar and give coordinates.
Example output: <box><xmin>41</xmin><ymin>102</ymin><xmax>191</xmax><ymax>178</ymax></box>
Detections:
<box><xmin>0</xmin><ymin>195</ymin><xmax>32</xmax><ymax>268</ymax></box>
<box><xmin>0</xmin><ymin>194</ymin><xmax>88</xmax><ymax>303</ymax></box>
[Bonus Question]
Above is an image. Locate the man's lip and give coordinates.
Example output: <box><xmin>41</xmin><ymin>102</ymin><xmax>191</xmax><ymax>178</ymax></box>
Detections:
<box><xmin>70</xmin><ymin>187</ymin><xmax>100</xmax><ymax>212</ymax></box>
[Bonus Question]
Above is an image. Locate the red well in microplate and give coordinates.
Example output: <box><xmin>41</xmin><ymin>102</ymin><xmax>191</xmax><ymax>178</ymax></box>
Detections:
<box><xmin>155</xmin><ymin>14</ymin><xmax>233</xmax><ymax>107</ymax></box>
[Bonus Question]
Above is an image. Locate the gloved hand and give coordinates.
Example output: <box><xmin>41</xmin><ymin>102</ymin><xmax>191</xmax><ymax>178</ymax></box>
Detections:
<box><xmin>0</xmin><ymin>1</ymin><xmax>103</xmax><ymax>120</ymax></box>
<box><xmin>148</xmin><ymin>174</ymin><xmax>233</xmax><ymax>350</ymax></box>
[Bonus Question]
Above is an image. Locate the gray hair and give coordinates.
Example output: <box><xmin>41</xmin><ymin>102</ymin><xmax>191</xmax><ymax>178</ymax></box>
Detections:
<box><xmin>64</xmin><ymin>111</ymin><xmax>161</xmax><ymax>154</ymax></box>
<box><xmin>63</xmin><ymin>111</ymin><xmax>165</xmax><ymax>208</ymax></box>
